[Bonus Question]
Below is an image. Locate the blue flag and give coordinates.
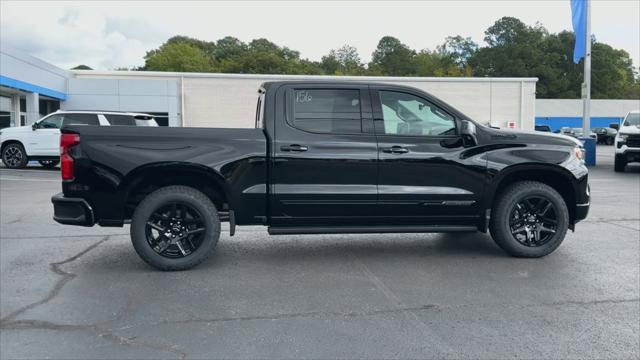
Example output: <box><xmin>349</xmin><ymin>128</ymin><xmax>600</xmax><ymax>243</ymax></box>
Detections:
<box><xmin>571</xmin><ymin>0</ymin><xmax>587</xmax><ymax>63</ymax></box>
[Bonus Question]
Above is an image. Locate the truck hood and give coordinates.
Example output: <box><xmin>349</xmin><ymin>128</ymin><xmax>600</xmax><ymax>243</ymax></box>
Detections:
<box><xmin>0</xmin><ymin>125</ymin><xmax>33</xmax><ymax>135</ymax></box>
<box><xmin>619</xmin><ymin>125</ymin><xmax>640</xmax><ymax>135</ymax></box>
<box><xmin>483</xmin><ymin>127</ymin><xmax>582</xmax><ymax>147</ymax></box>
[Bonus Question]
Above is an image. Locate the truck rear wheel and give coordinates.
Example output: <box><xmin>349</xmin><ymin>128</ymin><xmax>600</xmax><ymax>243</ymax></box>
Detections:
<box><xmin>489</xmin><ymin>181</ymin><xmax>569</xmax><ymax>258</ymax></box>
<box><xmin>130</xmin><ymin>185</ymin><xmax>220</xmax><ymax>271</ymax></box>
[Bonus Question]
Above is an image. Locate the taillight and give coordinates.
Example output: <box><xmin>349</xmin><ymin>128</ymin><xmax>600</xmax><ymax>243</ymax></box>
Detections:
<box><xmin>60</xmin><ymin>133</ymin><xmax>80</xmax><ymax>180</ymax></box>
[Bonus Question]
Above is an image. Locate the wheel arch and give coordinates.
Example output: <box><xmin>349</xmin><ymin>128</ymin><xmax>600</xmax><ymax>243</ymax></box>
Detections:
<box><xmin>1</xmin><ymin>139</ymin><xmax>26</xmax><ymax>154</ymax></box>
<box><xmin>485</xmin><ymin>164</ymin><xmax>579</xmax><ymax>226</ymax></box>
<box><xmin>120</xmin><ymin>162</ymin><xmax>229</xmax><ymax>220</ymax></box>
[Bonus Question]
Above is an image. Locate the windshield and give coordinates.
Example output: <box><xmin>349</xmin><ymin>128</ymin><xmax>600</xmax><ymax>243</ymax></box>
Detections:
<box><xmin>623</xmin><ymin>113</ymin><xmax>640</xmax><ymax>126</ymax></box>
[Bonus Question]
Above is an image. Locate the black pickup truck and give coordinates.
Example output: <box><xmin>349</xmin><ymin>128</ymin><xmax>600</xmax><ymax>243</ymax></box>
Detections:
<box><xmin>52</xmin><ymin>81</ymin><xmax>589</xmax><ymax>270</ymax></box>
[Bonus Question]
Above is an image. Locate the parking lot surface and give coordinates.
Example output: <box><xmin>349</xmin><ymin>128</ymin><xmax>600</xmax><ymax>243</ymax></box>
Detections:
<box><xmin>1</xmin><ymin>146</ymin><xmax>639</xmax><ymax>359</ymax></box>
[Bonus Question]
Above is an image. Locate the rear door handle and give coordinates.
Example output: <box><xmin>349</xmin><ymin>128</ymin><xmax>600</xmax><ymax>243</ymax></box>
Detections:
<box><xmin>280</xmin><ymin>144</ymin><xmax>308</xmax><ymax>152</ymax></box>
<box><xmin>381</xmin><ymin>146</ymin><xmax>409</xmax><ymax>154</ymax></box>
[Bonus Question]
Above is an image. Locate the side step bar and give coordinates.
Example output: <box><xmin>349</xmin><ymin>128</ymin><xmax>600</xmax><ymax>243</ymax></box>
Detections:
<box><xmin>268</xmin><ymin>225</ymin><xmax>478</xmax><ymax>235</ymax></box>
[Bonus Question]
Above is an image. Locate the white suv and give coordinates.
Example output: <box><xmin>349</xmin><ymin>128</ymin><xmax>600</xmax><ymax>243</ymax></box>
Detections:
<box><xmin>0</xmin><ymin>110</ymin><xmax>157</xmax><ymax>169</ymax></box>
<box><xmin>614</xmin><ymin>110</ymin><xmax>640</xmax><ymax>172</ymax></box>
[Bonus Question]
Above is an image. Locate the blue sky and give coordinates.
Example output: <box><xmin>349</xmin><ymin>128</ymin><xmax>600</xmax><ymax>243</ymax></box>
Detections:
<box><xmin>1</xmin><ymin>0</ymin><xmax>638</xmax><ymax>71</ymax></box>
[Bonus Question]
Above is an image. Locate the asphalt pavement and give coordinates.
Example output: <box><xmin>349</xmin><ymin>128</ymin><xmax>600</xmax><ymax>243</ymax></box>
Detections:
<box><xmin>1</xmin><ymin>145</ymin><xmax>638</xmax><ymax>359</ymax></box>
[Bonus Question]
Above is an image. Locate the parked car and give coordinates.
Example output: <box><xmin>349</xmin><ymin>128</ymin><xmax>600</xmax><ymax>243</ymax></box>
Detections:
<box><xmin>559</xmin><ymin>127</ymin><xmax>597</xmax><ymax>139</ymax></box>
<box><xmin>535</xmin><ymin>125</ymin><xmax>552</xmax><ymax>132</ymax></box>
<box><xmin>614</xmin><ymin>110</ymin><xmax>640</xmax><ymax>172</ymax></box>
<box><xmin>592</xmin><ymin>127</ymin><xmax>617</xmax><ymax>145</ymax></box>
<box><xmin>52</xmin><ymin>81</ymin><xmax>590</xmax><ymax>270</ymax></box>
<box><xmin>0</xmin><ymin>110</ymin><xmax>157</xmax><ymax>169</ymax></box>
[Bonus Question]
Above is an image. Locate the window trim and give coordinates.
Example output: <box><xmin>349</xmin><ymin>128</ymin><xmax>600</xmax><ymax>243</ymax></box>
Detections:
<box><xmin>373</xmin><ymin>89</ymin><xmax>459</xmax><ymax>138</ymax></box>
<box><xmin>284</xmin><ymin>87</ymin><xmax>366</xmax><ymax>136</ymax></box>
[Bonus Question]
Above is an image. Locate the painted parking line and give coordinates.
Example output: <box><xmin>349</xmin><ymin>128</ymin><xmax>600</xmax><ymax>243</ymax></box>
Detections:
<box><xmin>0</xmin><ymin>176</ymin><xmax>59</xmax><ymax>182</ymax></box>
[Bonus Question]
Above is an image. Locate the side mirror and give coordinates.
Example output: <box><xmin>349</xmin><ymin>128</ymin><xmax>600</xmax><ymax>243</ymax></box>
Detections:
<box><xmin>609</xmin><ymin>122</ymin><xmax>620</xmax><ymax>130</ymax></box>
<box><xmin>460</xmin><ymin>120</ymin><xmax>477</xmax><ymax>146</ymax></box>
<box><xmin>31</xmin><ymin>123</ymin><xmax>38</xmax><ymax>131</ymax></box>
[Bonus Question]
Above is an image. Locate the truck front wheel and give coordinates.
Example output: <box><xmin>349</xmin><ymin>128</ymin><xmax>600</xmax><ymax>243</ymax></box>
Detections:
<box><xmin>2</xmin><ymin>143</ymin><xmax>28</xmax><ymax>169</ymax></box>
<box><xmin>489</xmin><ymin>181</ymin><xmax>569</xmax><ymax>258</ymax></box>
<box><xmin>130</xmin><ymin>185</ymin><xmax>221</xmax><ymax>271</ymax></box>
<box><xmin>614</xmin><ymin>155</ymin><xmax>626</xmax><ymax>172</ymax></box>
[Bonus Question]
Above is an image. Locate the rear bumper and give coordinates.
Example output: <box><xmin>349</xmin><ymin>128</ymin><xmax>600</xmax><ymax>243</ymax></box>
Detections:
<box><xmin>51</xmin><ymin>192</ymin><xmax>95</xmax><ymax>226</ymax></box>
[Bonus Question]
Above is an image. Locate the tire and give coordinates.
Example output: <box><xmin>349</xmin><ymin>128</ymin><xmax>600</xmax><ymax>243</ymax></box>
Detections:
<box><xmin>489</xmin><ymin>181</ymin><xmax>569</xmax><ymax>258</ymax></box>
<box><xmin>614</xmin><ymin>155</ymin><xmax>626</xmax><ymax>172</ymax></box>
<box><xmin>2</xmin><ymin>143</ymin><xmax>28</xmax><ymax>169</ymax></box>
<box><xmin>130</xmin><ymin>185</ymin><xmax>221</xmax><ymax>271</ymax></box>
<box><xmin>39</xmin><ymin>160</ymin><xmax>60</xmax><ymax>168</ymax></box>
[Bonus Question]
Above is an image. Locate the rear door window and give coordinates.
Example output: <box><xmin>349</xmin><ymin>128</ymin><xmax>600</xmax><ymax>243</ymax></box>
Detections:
<box><xmin>289</xmin><ymin>89</ymin><xmax>362</xmax><ymax>134</ymax></box>
<box><xmin>104</xmin><ymin>114</ymin><xmax>136</xmax><ymax>126</ymax></box>
<box><xmin>63</xmin><ymin>113</ymin><xmax>99</xmax><ymax>126</ymax></box>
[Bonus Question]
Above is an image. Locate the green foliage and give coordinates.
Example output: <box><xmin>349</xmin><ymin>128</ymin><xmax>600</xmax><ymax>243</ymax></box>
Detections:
<box><xmin>321</xmin><ymin>45</ymin><xmax>366</xmax><ymax>75</ymax></box>
<box><xmin>140</xmin><ymin>18</ymin><xmax>639</xmax><ymax>99</ymax></box>
<box><xmin>369</xmin><ymin>36</ymin><xmax>417</xmax><ymax>76</ymax></box>
<box><xmin>144</xmin><ymin>42</ymin><xmax>214</xmax><ymax>72</ymax></box>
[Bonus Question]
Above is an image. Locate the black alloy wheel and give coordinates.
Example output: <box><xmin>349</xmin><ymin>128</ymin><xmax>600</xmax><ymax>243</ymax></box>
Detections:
<box><xmin>509</xmin><ymin>196</ymin><xmax>558</xmax><ymax>247</ymax></box>
<box><xmin>490</xmin><ymin>181</ymin><xmax>569</xmax><ymax>258</ymax></box>
<box><xmin>131</xmin><ymin>185</ymin><xmax>220</xmax><ymax>270</ymax></box>
<box><xmin>145</xmin><ymin>202</ymin><xmax>207</xmax><ymax>258</ymax></box>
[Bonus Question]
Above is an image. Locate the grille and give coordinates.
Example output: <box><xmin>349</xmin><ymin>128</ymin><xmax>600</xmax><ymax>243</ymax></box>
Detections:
<box><xmin>627</xmin><ymin>135</ymin><xmax>640</xmax><ymax>148</ymax></box>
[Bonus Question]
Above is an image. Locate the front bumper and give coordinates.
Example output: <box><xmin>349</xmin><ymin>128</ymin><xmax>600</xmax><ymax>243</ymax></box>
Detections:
<box><xmin>52</xmin><ymin>192</ymin><xmax>95</xmax><ymax>226</ymax></box>
<box><xmin>575</xmin><ymin>202</ymin><xmax>590</xmax><ymax>223</ymax></box>
<box><xmin>617</xmin><ymin>149</ymin><xmax>640</xmax><ymax>163</ymax></box>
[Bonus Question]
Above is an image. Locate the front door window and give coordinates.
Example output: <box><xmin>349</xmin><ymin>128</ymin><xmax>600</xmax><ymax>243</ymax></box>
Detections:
<box><xmin>379</xmin><ymin>91</ymin><xmax>456</xmax><ymax>136</ymax></box>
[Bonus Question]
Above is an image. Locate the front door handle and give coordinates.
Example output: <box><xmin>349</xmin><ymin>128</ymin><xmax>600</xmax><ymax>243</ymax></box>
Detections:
<box><xmin>280</xmin><ymin>144</ymin><xmax>308</xmax><ymax>152</ymax></box>
<box><xmin>381</xmin><ymin>145</ymin><xmax>409</xmax><ymax>154</ymax></box>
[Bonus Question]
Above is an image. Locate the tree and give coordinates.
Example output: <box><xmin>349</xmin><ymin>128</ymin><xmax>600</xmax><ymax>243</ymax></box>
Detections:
<box><xmin>165</xmin><ymin>35</ymin><xmax>217</xmax><ymax>59</ymax></box>
<box><xmin>437</xmin><ymin>36</ymin><xmax>478</xmax><ymax>71</ymax></box>
<box><xmin>321</xmin><ymin>45</ymin><xmax>366</xmax><ymax>75</ymax></box>
<box><xmin>144</xmin><ymin>42</ymin><xmax>214</xmax><ymax>72</ymax></box>
<box><xmin>369</xmin><ymin>36</ymin><xmax>417</xmax><ymax>76</ymax></box>
<box><xmin>71</xmin><ymin>64</ymin><xmax>92</xmax><ymax>70</ymax></box>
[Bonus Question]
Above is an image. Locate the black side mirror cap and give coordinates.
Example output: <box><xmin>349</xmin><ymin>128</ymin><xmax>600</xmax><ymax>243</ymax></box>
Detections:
<box><xmin>460</xmin><ymin>120</ymin><xmax>478</xmax><ymax>146</ymax></box>
<box><xmin>31</xmin><ymin>123</ymin><xmax>38</xmax><ymax>130</ymax></box>
<box><xmin>609</xmin><ymin>122</ymin><xmax>620</xmax><ymax>130</ymax></box>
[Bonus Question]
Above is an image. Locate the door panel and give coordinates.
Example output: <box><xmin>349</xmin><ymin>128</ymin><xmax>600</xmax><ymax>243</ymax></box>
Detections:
<box><xmin>373</xmin><ymin>88</ymin><xmax>485</xmax><ymax>225</ymax></box>
<box><xmin>30</xmin><ymin>114</ymin><xmax>63</xmax><ymax>156</ymax></box>
<box><xmin>270</xmin><ymin>84</ymin><xmax>378</xmax><ymax>226</ymax></box>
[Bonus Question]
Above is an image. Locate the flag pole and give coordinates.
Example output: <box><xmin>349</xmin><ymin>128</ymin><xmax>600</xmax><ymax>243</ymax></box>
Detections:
<box><xmin>582</xmin><ymin>0</ymin><xmax>591</xmax><ymax>135</ymax></box>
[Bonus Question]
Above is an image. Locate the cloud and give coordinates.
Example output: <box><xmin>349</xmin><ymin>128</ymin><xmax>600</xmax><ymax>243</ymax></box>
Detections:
<box><xmin>1</xmin><ymin>1</ymin><xmax>638</xmax><ymax>71</ymax></box>
<box><xmin>0</xmin><ymin>4</ymin><xmax>167</xmax><ymax>70</ymax></box>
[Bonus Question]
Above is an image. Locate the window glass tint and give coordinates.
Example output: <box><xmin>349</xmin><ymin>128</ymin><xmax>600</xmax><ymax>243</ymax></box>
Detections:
<box><xmin>624</xmin><ymin>113</ymin><xmax>640</xmax><ymax>126</ymax></box>
<box><xmin>39</xmin><ymin>114</ymin><xmax>64</xmax><ymax>129</ymax></box>
<box><xmin>105</xmin><ymin>114</ymin><xmax>135</xmax><ymax>126</ymax></box>
<box><xmin>291</xmin><ymin>89</ymin><xmax>361</xmax><ymax>133</ymax></box>
<box><xmin>379</xmin><ymin>91</ymin><xmax>455</xmax><ymax>136</ymax></box>
<box><xmin>63</xmin><ymin>113</ymin><xmax>99</xmax><ymax>126</ymax></box>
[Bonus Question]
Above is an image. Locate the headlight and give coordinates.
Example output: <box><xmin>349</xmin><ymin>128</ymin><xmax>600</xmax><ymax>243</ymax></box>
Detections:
<box><xmin>574</xmin><ymin>146</ymin><xmax>585</xmax><ymax>161</ymax></box>
<box><xmin>618</xmin><ymin>134</ymin><xmax>628</xmax><ymax>142</ymax></box>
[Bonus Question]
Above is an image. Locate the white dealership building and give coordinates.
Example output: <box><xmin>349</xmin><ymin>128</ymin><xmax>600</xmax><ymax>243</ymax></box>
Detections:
<box><xmin>1</xmin><ymin>45</ymin><xmax>539</xmax><ymax>129</ymax></box>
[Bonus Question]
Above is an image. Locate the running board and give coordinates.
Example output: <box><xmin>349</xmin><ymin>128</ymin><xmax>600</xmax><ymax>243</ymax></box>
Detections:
<box><xmin>268</xmin><ymin>225</ymin><xmax>478</xmax><ymax>235</ymax></box>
